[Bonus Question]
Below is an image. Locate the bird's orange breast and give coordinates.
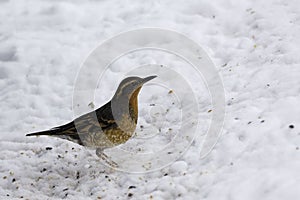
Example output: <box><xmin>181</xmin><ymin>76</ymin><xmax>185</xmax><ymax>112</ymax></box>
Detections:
<box><xmin>129</xmin><ymin>86</ymin><xmax>141</xmax><ymax>123</ymax></box>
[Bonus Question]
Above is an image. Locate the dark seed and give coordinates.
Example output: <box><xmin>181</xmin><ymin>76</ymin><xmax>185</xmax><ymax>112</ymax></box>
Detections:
<box><xmin>128</xmin><ymin>186</ymin><xmax>136</xmax><ymax>189</ymax></box>
<box><xmin>128</xmin><ymin>193</ymin><xmax>133</xmax><ymax>197</ymax></box>
<box><xmin>12</xmin><ymin>178</ymin><xmax>16</xmax><ymax>182</ymax></box>
<box><xmin>45</xmin><ymin>147</ymin><xmax>52</xmax><ymax>150</ymax></box>
<box><xmin>289</xmin><ymin>125</ymin><xmax>294</xmax><ymax>129</ymax></box>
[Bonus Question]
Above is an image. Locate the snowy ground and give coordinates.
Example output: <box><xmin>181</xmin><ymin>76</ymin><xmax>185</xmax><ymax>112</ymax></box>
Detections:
<box><xmin>1</xmin><ymin>0</ymin><xmax>300</xmax><ymax>199</ymax></box>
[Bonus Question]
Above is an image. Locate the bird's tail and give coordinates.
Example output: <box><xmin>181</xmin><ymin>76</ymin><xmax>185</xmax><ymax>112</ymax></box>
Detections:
<box><xmin>26</xmin><ymin>128</ymin><xmax>62</xmax><ymax>136</ymax></box>
<box><xmin>26</xmin><ymin>122</ymin><xmax>83</xmax><ymax>145</ymax></box>
<box><xmin>26</xmin><ymin>121</ymin><xmax>75</xmax><ymax>137</ymax></box>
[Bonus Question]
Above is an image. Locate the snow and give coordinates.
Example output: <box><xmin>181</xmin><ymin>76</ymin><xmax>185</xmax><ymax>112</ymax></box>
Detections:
<box><xmin>1</xmin><ymin>0</ymin><xmax>300</xmax><ymax>199</ymax></box>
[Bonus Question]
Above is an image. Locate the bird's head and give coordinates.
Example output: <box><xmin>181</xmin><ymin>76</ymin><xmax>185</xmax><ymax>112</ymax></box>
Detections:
<box><xmin>113</xmin><ymin>75</ymin><xmax>157</xmax><ymax>100</ymax></box>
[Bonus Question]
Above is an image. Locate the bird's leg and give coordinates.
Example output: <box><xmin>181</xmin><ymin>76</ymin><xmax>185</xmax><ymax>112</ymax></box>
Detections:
<box><xmin>96</xmin><ymin>148</ymin><xmax>118</xmax><ymax>168</ymax></box>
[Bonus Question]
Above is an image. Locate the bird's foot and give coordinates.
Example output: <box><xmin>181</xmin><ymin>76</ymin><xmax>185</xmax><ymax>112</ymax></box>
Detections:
<box><xmin>96</xmin><ymin>149</ymin><xmax>118</xmax><ymax>168</ymax></box>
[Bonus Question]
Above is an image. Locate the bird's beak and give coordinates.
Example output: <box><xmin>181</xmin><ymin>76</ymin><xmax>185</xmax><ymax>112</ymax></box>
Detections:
<box><xmin>142</xmin><ymin>75</ymin><xmax>157</xmax><ymax>84</ymax></box>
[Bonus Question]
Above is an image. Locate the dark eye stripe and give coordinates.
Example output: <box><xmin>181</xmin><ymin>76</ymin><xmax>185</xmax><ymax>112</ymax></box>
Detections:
<box><xmin>116</xmin><ymin>80</ymin><xmax>136</xmax><ymax>97</ymax></box>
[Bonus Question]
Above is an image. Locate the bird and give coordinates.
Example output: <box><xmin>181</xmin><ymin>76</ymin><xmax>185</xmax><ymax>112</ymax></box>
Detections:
<box><xmin>26</xmin><ymin>75</ymin><xmax>157</xmax><ymax>166</ymax></box>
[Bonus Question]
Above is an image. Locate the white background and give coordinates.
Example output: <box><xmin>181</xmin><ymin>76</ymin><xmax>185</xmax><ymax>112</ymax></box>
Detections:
<box><xmin>0</xmin><ymin>0</ymin><xmax>299</xmax><ymax>199</ymax></box>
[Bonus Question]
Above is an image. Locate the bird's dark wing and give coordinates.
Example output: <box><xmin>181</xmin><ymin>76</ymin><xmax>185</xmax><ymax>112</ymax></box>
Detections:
<box><xmin>71</xmin><ymin>101</ymin><xmax>116</xmax><ymax>135</ymax></box>
<box><xmin>95</xmin><ymin>101</ymin><xmax>116</xmax><ymax>130</ymax></box>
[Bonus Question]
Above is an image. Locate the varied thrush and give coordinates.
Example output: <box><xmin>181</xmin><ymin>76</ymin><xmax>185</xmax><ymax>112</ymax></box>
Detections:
<box><xmin>26</xmin><ymin>75</ymin><xmax>157</xmax><ymax>166</ymax></box>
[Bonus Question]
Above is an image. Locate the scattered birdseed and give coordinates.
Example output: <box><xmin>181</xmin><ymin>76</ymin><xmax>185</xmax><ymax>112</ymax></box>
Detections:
<box><xmin>40</xmin><ymin>168</ymin><xmax>47</xmax><ymax>173</ymax></box>
<box><xmin>128</xmin><ymin>193</ymin><xmax>133</xmax><ymax>197</ymax></box>
<box><xmin>88</xmin><ymin>102</ymin><xmax>95</xmax><ymax>109</ymax></box>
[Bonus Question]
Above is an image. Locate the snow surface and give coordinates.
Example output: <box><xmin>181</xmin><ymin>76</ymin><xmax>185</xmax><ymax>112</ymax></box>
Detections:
<box><xmin>1</xmin><ymin>0</ymin><xmax>300</xmax><ymax>199</ymax></box>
